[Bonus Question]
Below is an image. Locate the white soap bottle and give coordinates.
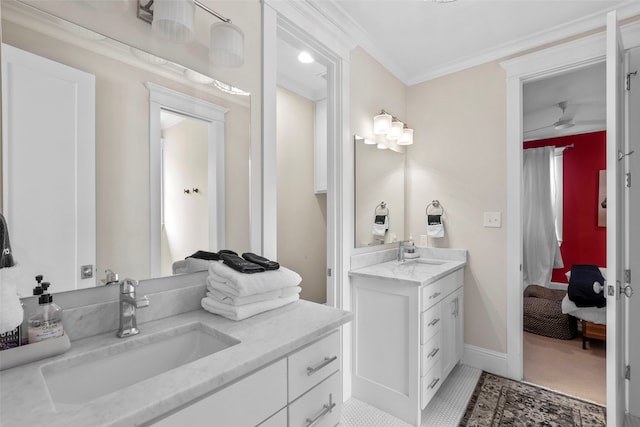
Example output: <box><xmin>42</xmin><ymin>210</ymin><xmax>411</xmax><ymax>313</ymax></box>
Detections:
<box><xmin>28</xmin><ymin>282</ymin><xmax>64</xmax><ymax>343</ymax></box>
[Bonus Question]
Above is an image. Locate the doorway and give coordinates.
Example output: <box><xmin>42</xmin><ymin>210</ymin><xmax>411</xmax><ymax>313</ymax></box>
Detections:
<box><xmin>520</xmin><ymin>63</ymin><xmax>607</xmax><ymax>404</ymax></box>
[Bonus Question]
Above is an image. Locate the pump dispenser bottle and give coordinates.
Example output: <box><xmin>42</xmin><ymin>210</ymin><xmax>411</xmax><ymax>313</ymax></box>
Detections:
<box><xmin>27</xmin><ymin>280</ymin><xmax>64</xmax><ymax>343</ymax></box>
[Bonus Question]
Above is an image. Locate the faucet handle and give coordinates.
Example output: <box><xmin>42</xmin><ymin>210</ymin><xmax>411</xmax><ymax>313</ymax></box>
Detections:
<box><xmin>120</xmin><ymin>278</ymin><xmax>139</xmax><ymax>294</ymax></box>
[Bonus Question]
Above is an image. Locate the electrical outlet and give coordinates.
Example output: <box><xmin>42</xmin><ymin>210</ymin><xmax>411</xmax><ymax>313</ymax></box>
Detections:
<box><xmin>483</xmin><ymin>212</ymin><xmax>502</xmax><ymax>228</ymax></box>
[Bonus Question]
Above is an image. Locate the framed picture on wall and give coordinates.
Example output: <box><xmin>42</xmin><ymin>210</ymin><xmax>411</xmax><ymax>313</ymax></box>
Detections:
<box><xmin>598</xmin><ymin>170</ymin><xmax>606</xmax><ymax>227</ymax></box>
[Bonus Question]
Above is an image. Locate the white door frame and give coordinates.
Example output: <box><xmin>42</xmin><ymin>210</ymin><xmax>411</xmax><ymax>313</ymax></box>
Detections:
<box><xmin>146</xmin><ymin>82</ymin><xmax>228</xmax><ymax>278</ymax></box>
<box><xmin>501</xmin><ymin>20</ymin><xmax>640</xmax><ymax>382</ymax></box>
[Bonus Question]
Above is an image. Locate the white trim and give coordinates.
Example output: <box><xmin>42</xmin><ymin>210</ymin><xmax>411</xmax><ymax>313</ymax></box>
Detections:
<box><xmin>145</xmin><ymin>82</ymin><xmax>228</xmax><ymax>278</ymax></box>
<box><xmin>500</xmin><ymin>18</ymin><xmax>640</xmax><ymax>383</ymax></box>
<box><xmin>314</xmin><ymin>1</ymin><xmax>640</xmax><ymax>86</ymax></box>
<box><xmin>462</xmin><ymin>344</ymin><xmax>509</xmax><ymax>378</ymax></box>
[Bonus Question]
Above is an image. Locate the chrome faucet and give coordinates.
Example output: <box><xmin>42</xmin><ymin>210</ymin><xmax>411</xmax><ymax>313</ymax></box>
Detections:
<box><xmin>117</xmin><ymin>278</ymin><xmax>149</xmax><ymax>338</ymax></box>
<box><xmin>397</xmin><ymin>240</ymin><xmax>413</xmax><ymax>262</ymax></box>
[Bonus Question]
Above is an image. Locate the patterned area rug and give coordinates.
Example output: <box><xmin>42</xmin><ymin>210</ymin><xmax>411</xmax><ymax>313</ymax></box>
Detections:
<box><xmin>460</xmin><ymin>371</ymin><xmax>606</xmax><ymax>427</ymax></box>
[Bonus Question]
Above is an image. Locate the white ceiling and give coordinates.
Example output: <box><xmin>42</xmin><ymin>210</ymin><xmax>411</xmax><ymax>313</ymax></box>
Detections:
<box><xmin>277</xmin><ymin>1</ymin><xmax>638</xmax><ymax>141</ymax></box>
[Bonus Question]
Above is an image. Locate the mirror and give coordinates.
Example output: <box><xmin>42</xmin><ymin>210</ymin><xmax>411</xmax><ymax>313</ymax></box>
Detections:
<box><xmin>1</xmin><ymin>1</ymin><xmax>251</xmax><ymax>296</ymax></box>
<box><xmin>354</xmin><ymin>135</ymin><xmax>405</xmax><ymax>248</ymax></box>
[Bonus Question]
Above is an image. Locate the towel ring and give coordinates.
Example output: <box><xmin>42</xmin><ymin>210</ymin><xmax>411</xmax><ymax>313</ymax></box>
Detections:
<box><xmin>426</xmin><ymin>200</ymin><xmax>444</xmax><ymax>216</ymax></box>
<box><xmin>375</xmin><ymin>201</ymin><xmax>389</xmax><ymax>217</ymax></box>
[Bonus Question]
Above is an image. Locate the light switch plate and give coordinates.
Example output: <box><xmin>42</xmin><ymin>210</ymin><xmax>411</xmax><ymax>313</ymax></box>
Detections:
<box><xmin>483</xmin><ymin>212</ymin><xmax>502</xmax><ymax>228</ymax></box>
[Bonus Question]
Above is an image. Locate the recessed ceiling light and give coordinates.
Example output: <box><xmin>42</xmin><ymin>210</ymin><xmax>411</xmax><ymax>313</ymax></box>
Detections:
<box><xmin>298</xmin><ymin>51</ymin><xmax>314</xmax><ymax>64</ymax></box>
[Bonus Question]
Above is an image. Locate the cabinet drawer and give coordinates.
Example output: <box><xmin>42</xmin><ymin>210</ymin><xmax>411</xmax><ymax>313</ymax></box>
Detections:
<box><xmin>421</xmin><ymin>303</ymin><xmax>442</xmax><ymax>344</ymax></box>
<box><xmin>289</xmin><ymin>371</ymin><xmax>341</xmax><ymax>427</ymax></box>
<box><xmin>421</xmin><ymin>270</ymin><xmax>463</xmax><ymax>310</ymax></box>
<box><xmin>152</xmin><ymin>358</ymin><xmax>287</xmax><ymax>427</ymax></box>
<box><xmin>421</xmin><ymin>332</ymin><xmax>442</xmax><ymax>376</ymax></box>
<box><xmin>288</xmin><ymin>330</ymin><xmax>340</xmax><ymax>401</ymax></box>
<box><xmin>421</xmin><ymin>359</ymin><xmax>443</xmax><ymax>409</ymax></box>
<box><xmin>421</xmin><ymin>280</ymin><xmax>444</xmax><ymax>311</ymax></box>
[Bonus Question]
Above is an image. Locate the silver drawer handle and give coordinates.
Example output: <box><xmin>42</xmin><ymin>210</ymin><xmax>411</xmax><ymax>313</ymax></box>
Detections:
<box><xmin>306</xmin><ymin>394</ymin><xmax>336</xmax><ymax>427</ymax></box>
<box><xmin>428</xmin><ymin>347</ymin><xmax>440</xmax><ymax>358</ymax></box>
<box><xmin>306</xmin><ymin>356</ymin><xmax>338</xmax><ymax>376</ymax></box>
<box><xmin>428</xmin><ymin>377</ymin><xmax>440</xmax><ymax>390</ymax></box>
<box><xmin>429</xmin><ymin>291</ymin><xmax>442</xmax><ymax>300</ymax></box>
<box><xmin>427</xmin><ymin>318</ymin><xmax>440</xmax><ymax>327</ymax></box>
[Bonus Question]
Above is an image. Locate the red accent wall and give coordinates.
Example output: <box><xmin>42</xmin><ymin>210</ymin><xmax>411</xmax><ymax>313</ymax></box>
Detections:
<box><xmin>524</xmin><ymin>131</ymin><xmax>606</xmax><ymax>283</ymax></box>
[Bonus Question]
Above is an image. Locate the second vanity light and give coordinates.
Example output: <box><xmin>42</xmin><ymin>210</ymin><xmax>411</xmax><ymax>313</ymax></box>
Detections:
<box><xmin>373</xmin><ymin>110</ymin><xmax>414</xmax><ymax>145</ymax></box>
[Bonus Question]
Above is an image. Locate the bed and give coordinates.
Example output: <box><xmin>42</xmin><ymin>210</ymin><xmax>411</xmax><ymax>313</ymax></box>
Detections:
<box><xmin>561</xmin><ymin>267</ymin><xmax>607</xmax><ymax>349</ymax></box>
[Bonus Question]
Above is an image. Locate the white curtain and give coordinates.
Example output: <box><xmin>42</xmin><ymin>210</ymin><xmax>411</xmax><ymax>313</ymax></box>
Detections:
<box><xmin>523</xmin><ymin>146</ymin><xmax>564</xmax><ymax>287</ymax></box>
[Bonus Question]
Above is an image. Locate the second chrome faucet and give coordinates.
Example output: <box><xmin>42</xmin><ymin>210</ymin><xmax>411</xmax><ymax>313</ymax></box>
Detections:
<box><xmin>117</xmin><ymin>278</ymin><xmax>149</xmax><ymax>338</ymax></box>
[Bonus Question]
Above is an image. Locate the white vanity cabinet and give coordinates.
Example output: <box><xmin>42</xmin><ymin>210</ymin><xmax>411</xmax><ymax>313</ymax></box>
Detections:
<box><xmin>151</xmin><ymin>330</ymin><xmax>341</xmax><ymax>427</ymax></box>
<box><xmin>351</xmin><ymin>267</ymin><xmax>464</xmax><ymax>427</ymax></box>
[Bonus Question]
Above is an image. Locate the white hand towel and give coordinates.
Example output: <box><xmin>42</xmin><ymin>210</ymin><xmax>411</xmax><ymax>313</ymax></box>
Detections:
<box><xmin>208</xmin><ymin>262</ymin><xmax>302</xmax><ymax>297</ymax></box>
<box><xmin>206</xmin><ymin>277</ymin><xmax>301</xmax><ymax>306</ymax></box>
<box><xmin>0</xmin><ymin>266</ymin><xmax>24</xmax><ymax>334</ymax></box>
<box><xmin>172</xmin><ymin>257</ymin><xmax>212</xmax><ymax>274</ymax></box>
<box><xmin>201</xmin><ymin>294</ymin><xmax>299</xmax><ymax>321</ymax></box>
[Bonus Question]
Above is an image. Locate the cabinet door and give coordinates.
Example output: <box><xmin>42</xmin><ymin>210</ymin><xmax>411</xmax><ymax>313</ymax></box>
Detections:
<box><xmin>289</xmin><ymin>372</ymin><xmax>341</xmax><ymax>427</ymax></box>
<box><xmin>440</xmin><ymin>292</ymin><xmax>458</xmax><ymax>379</ymax></box>
<box><xmin>152</xmin><ymin>359</ymin><xmax>287</xmax><ymax>426</ymax></box>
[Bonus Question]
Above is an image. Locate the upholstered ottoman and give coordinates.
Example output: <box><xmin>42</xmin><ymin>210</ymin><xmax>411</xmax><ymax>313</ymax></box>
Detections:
<box><xmin>523</xmin><ymin>285</ymin><xmax>577</xmax><ymax>340</ymax></box>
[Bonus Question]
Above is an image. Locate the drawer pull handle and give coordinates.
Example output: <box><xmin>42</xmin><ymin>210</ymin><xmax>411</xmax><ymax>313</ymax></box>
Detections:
<box><xmin>428</xmin><ymin>347</ymin><xmax>440</xmax><ymax>358</ymax></box>
<box><xmin>306</xmin><ymin>356</ymin><xmax>338</xmax><ymax>376</ymax></box>
<box><xmin>429</xmin><ymin>291</ymin><xmax>442</xmax><ymax>300</ymax></box>
<box><xmin>427</xmin><ymin>318</ymin><xmax>440</xmax><ymax>327</ymax></box>
<box><xmin>306</xmin><ymin>394</ymin><xmax>336</xmax><ymax>427</ymax></box>
<box><xmin>428</xmin><ymin>377</ymin><xmax>440</xmax><ymax>390</ymax></box>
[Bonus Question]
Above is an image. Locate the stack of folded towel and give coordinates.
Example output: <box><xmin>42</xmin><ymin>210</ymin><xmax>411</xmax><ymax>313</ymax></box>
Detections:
<box><xmin>201</xmin><ymin>251</ymin><xmax>301</xmax><ymax>321</ymax></box>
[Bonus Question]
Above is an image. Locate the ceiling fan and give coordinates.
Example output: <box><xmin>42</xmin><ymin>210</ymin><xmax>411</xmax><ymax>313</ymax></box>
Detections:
<box><xmin>524</xmin><ymin>101</ymin><xmax>604</xmax><ymax>134</ymax></box>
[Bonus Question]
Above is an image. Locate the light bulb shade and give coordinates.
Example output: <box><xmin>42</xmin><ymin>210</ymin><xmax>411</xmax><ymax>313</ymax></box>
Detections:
<box><xmin>386</xmin><ymin>120</ymin><xmax>404</xmax><ymax>140</ymax></box>
<box><xmin>398</xmin><ymin>127</ymin><xmax>414</xmax><ymax>145</ymax></box>
<box><xmin>373</xmin><ymin>112</ymin><xmax>392</xmax><ymax>135</ymax></box>
<box><xmin>152</xmin><ymin>0</ymin><xmax>195</xmax><ymax>43</ymax></box>
<box><xmin>209</xmin><ymin>22</ymin><xmax>245</xmax><ymax>67</ymax></box>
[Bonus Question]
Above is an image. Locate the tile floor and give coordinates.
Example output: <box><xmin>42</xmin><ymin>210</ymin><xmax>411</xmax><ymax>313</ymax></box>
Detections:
<box><xmin>341</xmin><ymin>364</ymin><xmax>482</xmax><ymax>427</ymax></box>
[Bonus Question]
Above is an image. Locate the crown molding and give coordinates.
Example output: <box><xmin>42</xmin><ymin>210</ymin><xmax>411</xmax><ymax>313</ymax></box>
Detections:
<box><xmin>317</xmin><ymin>0</ymin><xmax>640</xmax><ymax>86</ymax></box>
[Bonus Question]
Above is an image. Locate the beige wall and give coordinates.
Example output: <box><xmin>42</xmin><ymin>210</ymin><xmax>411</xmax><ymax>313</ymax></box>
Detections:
<box><xmin>350</xmin><ymin>47</ymin><xmax>408</xmax><ymax>244</ymax></box>
<box><xmin>2</xmin><ymin>19</ymin><xmax>251</xmax><ymax>279</ymax></box>
<box><xmin>276</xmin><ymin>87</ymin><xmax>327</xmax><ymax>304</ymax></box>
<box><xmin>406</xmin><ymin>61</ymin><xmax>508</xmax><ymax>353</ymax></box>
<box><xmin>350</xmin><ymin>47</ymin><xmax>508</xmax><ymax>354</ymax></box>
<box><xmin>160</xmin><ymin>118</ymin><xmax>209</xmax><ymax>276</ymax></box>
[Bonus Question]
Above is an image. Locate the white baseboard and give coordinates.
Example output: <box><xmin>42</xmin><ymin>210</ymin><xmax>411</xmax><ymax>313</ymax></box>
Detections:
<box><xmin>462</xmin><ymin>344</ymin><xmax>508</xmax><ymax>377</ymax></box>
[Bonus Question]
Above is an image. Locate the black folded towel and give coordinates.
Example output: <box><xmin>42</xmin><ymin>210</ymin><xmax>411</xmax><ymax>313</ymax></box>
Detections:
<box><xmin>220</xmin><ymin>253</ymin><xmax>265</xmax><ymax>274</ymax></box>
<box><xmin>568</xmin><ymin>264</ymin><xmax>606</xmax><ymax>308</ymax></box>
<box><xmin>187</xmin><ymin>249</ymin><xmax>238</xmax><ymax>261</ymax></box>
<box><xmin>242</xmin><ymin>252</ymin><xmax>280</xmax><ymax>270</ymax></box>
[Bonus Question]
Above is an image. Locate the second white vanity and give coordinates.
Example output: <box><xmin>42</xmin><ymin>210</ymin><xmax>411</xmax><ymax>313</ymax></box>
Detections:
<box><xmin>349</xmin><ymin>248</ymin><xmax>466</xmax><ymax>427</ymax></box>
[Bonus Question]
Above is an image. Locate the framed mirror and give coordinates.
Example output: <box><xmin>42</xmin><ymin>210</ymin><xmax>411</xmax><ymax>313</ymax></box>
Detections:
<box><xmin>1</xmin><ymin>1</ymin><xmax>251</xmax><ymax>297</ymax></box>
<box><xmin>354</xmin><ymin>135</ymin><xmax>405</xmax><ymax>248</ymax></box>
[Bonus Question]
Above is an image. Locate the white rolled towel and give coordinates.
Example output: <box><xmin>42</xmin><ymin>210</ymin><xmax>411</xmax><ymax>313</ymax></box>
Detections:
<box><xmin>208</xmin><ymin>262</ymin><xmax>302</xmax><ymax>297</ymax></box>
<box><xmin>206</xmin><ymin>277</ymin><xmax>301</xmax><ymax>306</ymax></box>
<box><xmin>201</xmin><ymin>293</ymin><xmax>299</xmax><ymax>321</ymax></box>
<box><xmin>0</xmin><ymin>266</ymin><xmax>24</xmax><ymax>334</ymax></box>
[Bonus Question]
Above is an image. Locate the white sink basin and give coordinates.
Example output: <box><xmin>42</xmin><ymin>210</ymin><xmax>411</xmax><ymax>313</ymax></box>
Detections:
<box><xmin>41</xmin><ymin>322</ymin><xmax>239</xmax><ymax>409</ymax></box>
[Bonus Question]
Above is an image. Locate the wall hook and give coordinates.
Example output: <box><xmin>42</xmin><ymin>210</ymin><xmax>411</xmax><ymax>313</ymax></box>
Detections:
<box><xmin>184</xmin><ymin>189</ymin><xmax>191</xmax><ymax>194</ymax></box>
<box><xmin>618</xmin><ymin>150</ymin><xmax>635</xmax><ymax>161</ymax></box>
<box><xmin>192</xmin><ymin>188</ymin><xmax>199</xmax><ymax>193</ymax></box>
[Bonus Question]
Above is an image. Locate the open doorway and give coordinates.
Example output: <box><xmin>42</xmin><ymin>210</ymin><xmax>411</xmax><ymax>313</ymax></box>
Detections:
<box><xmin>521</xmin><ymin>62</ymin><xmax>607</xmax><ymax>404</ymax></box>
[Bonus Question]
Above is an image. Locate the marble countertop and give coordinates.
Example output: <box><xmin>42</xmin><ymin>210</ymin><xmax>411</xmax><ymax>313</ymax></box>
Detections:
<box><xmin>0</xmin><ymin>300</ymin><xmax>352</xmax><ymax>427</ymax></box>
<box><xmin>349</xmin><ymin>250</ymin><xmax>466</xmax><ymax>286</ymax></box>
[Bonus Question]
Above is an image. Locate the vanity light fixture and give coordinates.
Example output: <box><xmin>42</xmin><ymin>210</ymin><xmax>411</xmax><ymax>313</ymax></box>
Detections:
<box><xmin>373</xmin><ymin>110</ymin><xmax>414</xmax><ymax>145</ymax></box>
<box><xmin>138</xmin><ymin>0</ymin><xmax>245</xmax><ymax>67</ymax></box>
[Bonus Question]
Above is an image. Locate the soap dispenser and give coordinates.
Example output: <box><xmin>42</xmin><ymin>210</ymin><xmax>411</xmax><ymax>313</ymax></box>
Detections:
<box><xmin>27</xmin><ymin>281</ymin><xmax>64</xmax><ymax>344</ymax></box>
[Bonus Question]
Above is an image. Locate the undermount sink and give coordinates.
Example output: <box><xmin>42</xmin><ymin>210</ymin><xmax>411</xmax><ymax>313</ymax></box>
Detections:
<box><xmin>41</xmin><ymin>322</ymin><xmax>239</xmax><ymax>410</ymax></box>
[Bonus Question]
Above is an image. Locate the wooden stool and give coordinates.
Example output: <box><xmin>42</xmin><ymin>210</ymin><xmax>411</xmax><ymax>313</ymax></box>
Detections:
<box><xmin>582</xmin><ymin>320</ymin><xmax>606</xmax><ymax>349</ymax></box>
